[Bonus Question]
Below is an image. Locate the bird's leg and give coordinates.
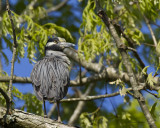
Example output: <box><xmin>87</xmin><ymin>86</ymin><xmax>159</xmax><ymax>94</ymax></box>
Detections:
<box><xmin>43</xmin><ymin>100</ymin><xmax>47</xmax><ymax>118</ymax></box>
<box><xmin>56</xmin><ymin>100</ymin><xmax>62</xmax><ymax>123</ymax></box>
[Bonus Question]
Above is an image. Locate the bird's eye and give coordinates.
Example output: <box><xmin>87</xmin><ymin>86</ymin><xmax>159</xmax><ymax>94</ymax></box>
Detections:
<box><xmin>55</xmin><ymin>40</ymin><xmax>59</xmax><ymax>44</ymax></box>
<box><xmin>53</xmin><ymin>38</ymin><xmax>60</xmax><ymax>44</ymax></box>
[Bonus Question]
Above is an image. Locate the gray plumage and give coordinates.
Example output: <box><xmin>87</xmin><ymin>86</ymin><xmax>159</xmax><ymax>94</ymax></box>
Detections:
<box><xmin>30</xmin><ymin>37</ymin><xmax>74</xmax><ymax>121</ymax></box>
<box><xmin>30</xmin><ymin>51</ymin><xmax>70</xmax><ymax>101</ymax></box>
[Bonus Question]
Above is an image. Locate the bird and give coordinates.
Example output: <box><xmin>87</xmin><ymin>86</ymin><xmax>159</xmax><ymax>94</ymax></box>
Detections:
<box><xmin>30</xmin><ymin>37</ymin><xmax>75</xmax><ymax>122</ymax></box>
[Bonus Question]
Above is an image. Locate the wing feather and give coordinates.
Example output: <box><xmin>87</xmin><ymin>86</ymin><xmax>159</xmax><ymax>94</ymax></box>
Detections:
<box><xmin>30</xmin><ymin>56</ymin><xmax>70</xmax><ymax>101</ymax></box>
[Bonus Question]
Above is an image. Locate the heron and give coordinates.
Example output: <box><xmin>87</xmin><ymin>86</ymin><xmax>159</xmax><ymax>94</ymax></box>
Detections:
<box><xmin>30</xmin><ymin>37</ymin><xmax>75</xmax><ymax>122</ymax></box>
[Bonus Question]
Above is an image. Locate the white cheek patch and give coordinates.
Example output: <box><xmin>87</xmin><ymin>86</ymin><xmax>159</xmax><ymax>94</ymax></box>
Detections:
<box><xmin>46</xmin><ymin>42</ymin><xmax>56</xmax><ymax>47</ymax></box>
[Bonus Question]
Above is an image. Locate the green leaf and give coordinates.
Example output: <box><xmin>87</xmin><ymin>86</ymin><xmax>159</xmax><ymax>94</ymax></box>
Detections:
<box><xmin>12</xmin><ymin>86</ymin><xmax>23</xmax><ymax>99</ymax></box>
<box><xmin>80</xmin><ymin>112</ymin><xmax>92</xmax><ymax>128</ymax></box>
<box><xmin>150</xmin><ymin>102</ymin><xmax>157</xmax><ymax>118</ymax></box>
<box><xmin>22</xmin><ymin>93</ymin><xmax>43</xmax><ymax>116</ymax></box>
<box><xmin>158</xmin><ymin>89</ymin><xmax>160</xmax><ymax>98</ymax></box>
<box><xmin>120</xmin><ymin>86</ymin><xmax>127</xmax><ymax>96</ymax></box>
<box><xmin>156</xmin><ymin>40</ymin><xmax>160</xmax><ymax>56</ymax></box>
<box><xmin>146</xmin><ymin>72</ymin><xmax>156</xmax><ymax>87</ymax></box>
<box><xmin>122</xmin><ymin>112</ymin><xmax>131</xmax><ymax>120</ymax></box>
<box><xmin>142</xmin><ymin>66</ymin><xmax>149</xmax><ymax>75</ymax></box>
<box><xmin>1</xmin><ymin>52</ymin><xmax>9</xmax><ymax>65</ymax></box>
<box><xmin>93</xmin><ymin>116</ymin><xmax>108</xmax><ymax>128</ymax></box>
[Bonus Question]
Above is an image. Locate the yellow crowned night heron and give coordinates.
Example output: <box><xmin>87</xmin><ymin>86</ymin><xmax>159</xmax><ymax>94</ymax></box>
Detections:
<box><xmin>30</xmin><ymin>37</ymin><xmax>75</xmax><ymax>122</ymax></box>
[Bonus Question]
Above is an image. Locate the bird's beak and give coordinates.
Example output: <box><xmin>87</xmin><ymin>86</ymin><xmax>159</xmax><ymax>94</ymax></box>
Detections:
<box><xmin>58</xmin><ymin>42</ymin><xmax>75</xmax><ymax>48</ymax></box>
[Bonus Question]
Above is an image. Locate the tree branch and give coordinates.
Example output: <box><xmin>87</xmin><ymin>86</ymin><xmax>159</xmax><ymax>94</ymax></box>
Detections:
<box><xmin>64</xmin><ymin>48</ymin><xmax>104</xmax><ymax>73</ymax></box>
<box><xmin>6</xmin><ymin>0</ymin><xmax>17</xmax><ymax>112</ymax></box>
<box><xmin>22</xmin><ymin>0</ymin><xmax>38</xmax><ymax>15</ymax></box>
<box><xmin>143</xmin><ymin>15</ymin><xmax>158</xmax><ymax>47</ymax></box>
<box><xmin>46</xmin><ymin>0</ymin><xmax>68</xmax><ymax>13</ymax></box>
<box><xmin>18</xmin><ymin>0</ymin><xmax>69</xmax><ymax>23</ymax></box>
<box><xmin>59</xmin><ymin>85</ymin><xmax>145</xmax><ymax>102</ymax></box>
<box><xmin>0</xmin><ymin>107</ymin><xmax>76</xmax><ymax>128</ymax></box>
<box><xmin>0</xmin><ymin>71</ymin><xmax>160</xmax><ymax>89</ymax></box>
<box><xmin>97</xmin><ymin>5</ymin><xmax>157</xmax><ymax>128</ymax></box>
<box><xmin>118</xmin><ymin>25</ymin><xmax>145</xmax><ymax>68</ymax></box>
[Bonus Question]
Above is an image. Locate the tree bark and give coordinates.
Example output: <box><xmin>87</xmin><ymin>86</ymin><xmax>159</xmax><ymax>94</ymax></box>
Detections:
<box><xmin>0</xmin><ymin>107</ymin><xmax>76</xmax><ymax>128</ymax></box>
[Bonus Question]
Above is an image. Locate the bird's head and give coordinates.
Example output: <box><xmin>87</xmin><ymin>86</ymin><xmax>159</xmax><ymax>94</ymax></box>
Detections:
<box><xmin>45</xmin><ymin>37</ymin><xmax>75</xmax><ymax>53</ymax></box>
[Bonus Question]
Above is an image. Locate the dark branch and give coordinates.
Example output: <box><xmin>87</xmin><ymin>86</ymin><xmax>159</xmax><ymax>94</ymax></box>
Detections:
<box><xmin>0</xmin><ymin>88</ymin><xmax>10</xmax><ymax>117</ymax></box>
<box><xmin>96</xmin><ymin>3</ymin><xmax>157</xmax><ymax>128</ymax></box>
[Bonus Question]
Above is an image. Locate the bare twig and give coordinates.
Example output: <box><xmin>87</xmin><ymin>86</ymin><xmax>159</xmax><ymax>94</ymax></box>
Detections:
<box><xmin>136</xmin><ymin>3</ymin><xmax>157</xmax><ymax>47</ymax></box>
<box><xmin>141</xmin><ymin>43</ymin><xmax>156</xmax><ymax>47</ymax></box>
<box><xmin>6</xmin><ymin>0</ymin><xmax>17</xmax><ymax>111</ymax></box>
<box><xmin>59</xmin><ymin>86</ymin><xmax>145</xmax><ymax>102</ymax></box>
<box><xmin>127</xmin><ymin>47</ymin><xmax>137</xmax><ymax>52</ymax></box>
<box><xmin>22</xmin><ymin>0</ymin><xmax>38</xmax><ymax>15</ymax></box>
<box><xmin>46</xmin><ymin>0</ymin><xmax>68</xmax><ymax>13</ymax></box>
<box><xmin>145</xmin><ymin>89</ymin><xmax>159</xmax><ymax>98</ymax></box>
<box><xmin>144</xmin><ymin>16</ymin><xmax>158</xmax><ymax>47</ymax></box>
<box><xmin>0</xmin><ymin>76</ymin><xmax>32</xmax><ymax>83</ymax></box>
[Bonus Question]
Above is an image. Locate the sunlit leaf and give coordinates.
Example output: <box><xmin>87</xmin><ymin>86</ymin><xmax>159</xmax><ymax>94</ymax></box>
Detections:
<box><xmin>142</xmin><ymin>66</ymin><xmax>149</xmax><ymax>75</ymax></box>
<box><xmin>120</xmin><ymin>86</ymin><xmax>127</xmax><ymax>96</ymax></box>
<box><xmin>150</xmin><ymin>102</ymin><xmax>157</xmax><ymax>118</ymax></box>
<box><xmin>147</xmin><ymin>72</ymin><xmax>156</xmax><ymax>87</ymax></box>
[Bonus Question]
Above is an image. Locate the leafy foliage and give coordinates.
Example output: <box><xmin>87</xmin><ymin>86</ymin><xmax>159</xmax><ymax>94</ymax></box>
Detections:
<box><xmin>2</xmin><ymin>8</ymin><xmax>73</xmax><ymax>63</ymax></box>
<box><xmin>78</xmin><ymin>0</ymin><xmax>115</xmax><ymax>62</ymax></box>
<box><xmin>80</xmin><ymin>109</ymin><xmax>108</xmax><ymax>128</ymax></box>
<box><xmin>21</xmin><ymin>93</ymin><xmax>43</xmax><ymax>116</ymax></box>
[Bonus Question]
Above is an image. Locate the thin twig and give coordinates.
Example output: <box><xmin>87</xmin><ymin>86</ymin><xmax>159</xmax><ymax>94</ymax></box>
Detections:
<box><xmin>22</xmin><ymin>0</ymin><xmax>38</xmax><ymax>15</ymax></box>
<box><xmin>137</xmin><ymin>3</ymin><xmax>157</xmax><ymax>47</ymax></box>
<box><xmin>141</xmin><ymin>43</ymin><xmax>156</xmax><ymax>47</ymax></box>
<box><xmin>46</xmin><ymin>0</ymin><xmax>68</xmax><ymax>13</ymax></box>
<box><xmin>127</xmin><ymin>47</ymin><xmax>137</xmax><ymax>52</ymax></box>
<box><xmin>6</xmin><ymin>0</ymin><xmax>17</xmax><ymax>111</ymax></box>
<box><xmin>145</xmin><ymin>89</ymin><xmax>158</xmax><ymax>98</ymax></box>
<box><xmin>58</xmin><ymin>86</ymin><xmax>145</xmax><ymax>102</ymax></box>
